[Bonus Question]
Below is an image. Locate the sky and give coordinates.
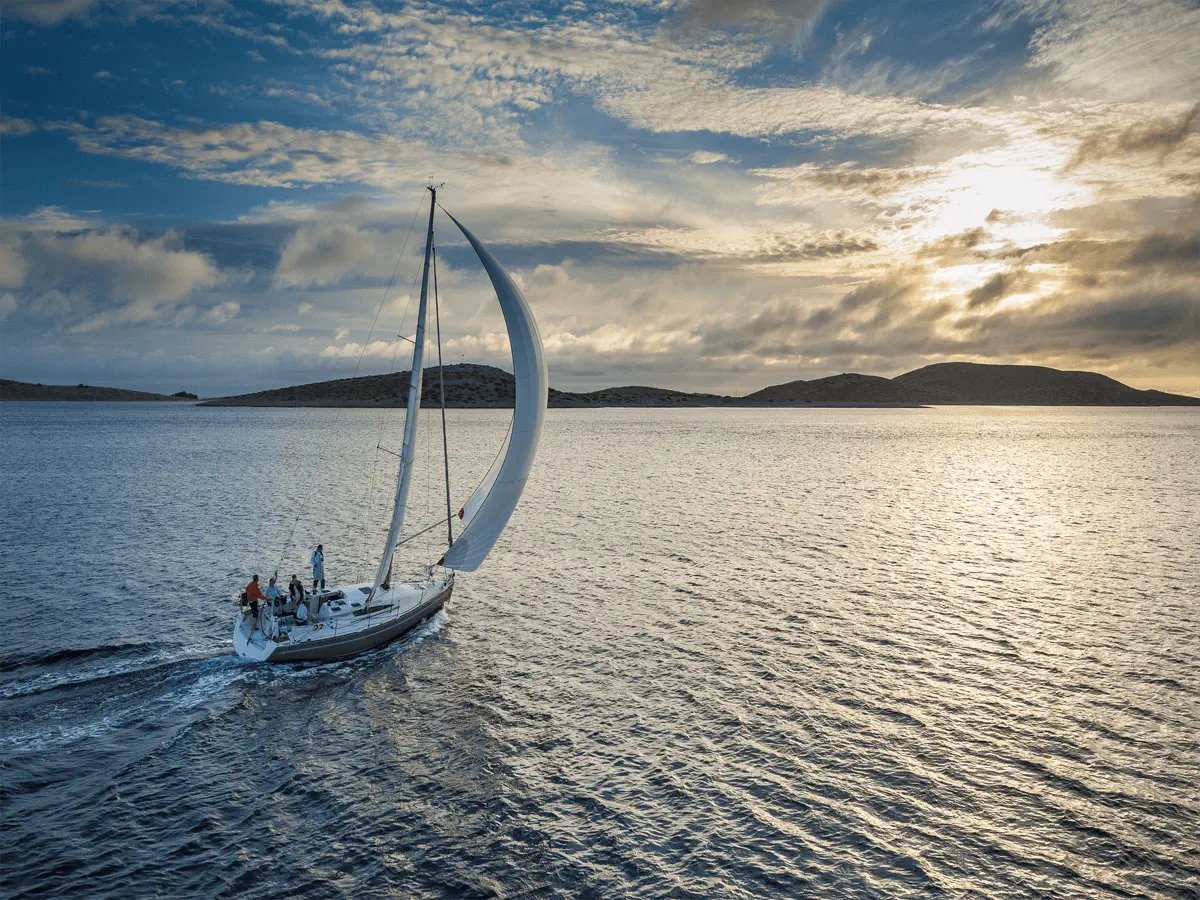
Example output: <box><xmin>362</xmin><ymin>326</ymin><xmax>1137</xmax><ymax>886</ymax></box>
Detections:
<box><xmin>1</xmin><ymin>0</ymin><xmax>1198</xmax><ymax>397</ymax></box>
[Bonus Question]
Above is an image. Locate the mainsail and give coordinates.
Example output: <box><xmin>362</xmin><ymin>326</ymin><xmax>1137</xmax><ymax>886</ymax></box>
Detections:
<box><xmin>441</xmin><ymin>213</ymin><xmax>548</xmax><ymax>571</ymax></box>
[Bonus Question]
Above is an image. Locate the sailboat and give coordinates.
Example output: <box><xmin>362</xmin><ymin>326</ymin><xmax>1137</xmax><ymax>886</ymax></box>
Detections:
<box><xmin>233</xmin><ymin>186</ymin><xmax>548</xmax><ymax>663</ymax></box>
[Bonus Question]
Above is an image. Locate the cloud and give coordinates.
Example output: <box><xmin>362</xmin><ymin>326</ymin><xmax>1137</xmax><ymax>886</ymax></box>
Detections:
<box><xmin>956</xmin><ymin>283</ymin><xmax>1200</xmax><ymax>360</ymax></box>
<box><xmin>284</xmin><ymin>0</ymin><xmax>988</xmax><ymax>148</ymax></box>
<box><xmin>601</xmin><ymin>78</ymin><xmax>984</xmax><ymax>142</ymax></box>
<box><xmin>4</xmin><ymin>0</ymin><xmax>97</xmax><ymax>24</ymax></box>
<box><xmin>745</xmin><ymin>231</ymin><xmax>879</xmax><ymax>262</ymax></box>
<box><xmin>689</xmin><ymin>150</ymin><xmax>729</xmax><ymax>165</ymax></box>
<box><xmin>917</xmin><ymin>228</ymin><xmax>989</xmax><ymax>262</ymax></box>
<box><xmin>57</xmin><ymin>117</ymin><xmax>417</xmax><ymax>189</ymax></box>
<box><xmin>1009</xmin><ymin>0</ymin><xmax>1200</xmax><ymax>102</ymax></box>
<box><xmin>203</xmin><ymin>301</ymin><xmax>240</xmax><ymax>324</ymax></box>
<box><xmin>667</xmin><ymin>0</ymin><xmax>833</xmax><ymax>48</ymax></box>
<box><xmin>275</xmin><ymin>222</ymin><xmax>377</xmax><ymax>287</ymax></box>
<box><xmin>2</xmin><ymin>218</ymin><xmax>222</xmax><ymax>332</ymax></box>
<box><xmin>1123</xmin><ymin>231</ymin><xmax>1200</xmax><ymax>268</ymax></box>
<box><xmin>758</xmin><ymin>162</ymin><xmax>939</xmax><ymax>199</ymax></box>
<box><xmin>0</xmin><ymin>117</ymin><xmax>37</xmax><ymax>137</ymax></box>
<box><xmin>0</xmin><ymin>293</ymin><xmax>17</xmax><ymax>323</ymax></box>
<box><xmin>1068</xmin><ymin>101</ymin><xmax>1200</xmax><ymax>168</ymax></box>
<box><xmin>0</xmin><ymin>243</ymin><xmax>28</xmax><ymax>289</ymax></box>
<box><xmin>318</xmin><ymin>339</ymin><xmax>398</xmax><ymax>359</ymax></box>
<box><xmin>966</xmin><ymin>269</ymin><xmax>1033</xmax><ymax>309</ymax></box>
<box><xmin>65</xmin><ymin>178</ymin><xmax>127</xmax><ymax>189</ymax></box>
<box><xmin>35</xmin><ymin>229</ymin><xmax>219</xmax><ymax>303</ymax></box>
<box><xmin>5</xmin><ymin>0</ymin><xmax>192</xmax><ymax>26</ymax></box>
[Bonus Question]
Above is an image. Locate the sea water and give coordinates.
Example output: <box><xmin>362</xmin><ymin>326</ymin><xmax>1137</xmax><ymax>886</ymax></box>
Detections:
<box><xmin>1</xmin><ymin>403</ymin><xmax>1197</xmax><ymax>898</ymax></box>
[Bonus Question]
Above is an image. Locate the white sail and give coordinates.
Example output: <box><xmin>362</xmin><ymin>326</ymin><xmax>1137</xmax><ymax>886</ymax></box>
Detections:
<box><xmin>441</xmin><ymin>213</ymin><xmax>548</xmax><ymax>571</ymax></box>
<box><xmin>369</xmin><ymin>193</ymin><xmax>435</xmax><ymax>598</ymax></box>
<box><xmin>456</xmin><ymin>419</ymin><xmax>511</xmax><ymax>529</ymax></box>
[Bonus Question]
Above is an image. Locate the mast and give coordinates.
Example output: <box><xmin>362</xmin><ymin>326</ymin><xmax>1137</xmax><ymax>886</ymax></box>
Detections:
<box><xmin>368</xmin><ymin>185</ymin><xmax>437</xmax><ymax>601</ymax></box>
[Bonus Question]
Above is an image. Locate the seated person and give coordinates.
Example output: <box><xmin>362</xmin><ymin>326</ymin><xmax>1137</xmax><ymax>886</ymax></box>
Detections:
<box><xmin>288</xmin><ymin>575</ymin><xmax>306</xmax><ymax>613</ymax></box>
<box><xmin>264</xmin><ymin>576</ymin><xmax>285</xmax><ymax>613</ymax></box>
<box><xmin>295</xmin><ymin>597</ymin><xmax>310</xmax><ymax>625</ymax></box>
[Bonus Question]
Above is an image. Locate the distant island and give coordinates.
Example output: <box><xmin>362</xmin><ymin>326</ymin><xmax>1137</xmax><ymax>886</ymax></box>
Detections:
<box><xmin>196</xmin><ymin>362</ymin><xmax>1199</xmax><ymax>408</ymax></box>
<box><xmin>3</xmin><ymin>363</ymin><xmax>1197</xmax><ymax>407</ymax></box>
<box><xmin>0</xmin><ymin>380</ymin><xmax>198</xmax><ymax>402</ymax></box>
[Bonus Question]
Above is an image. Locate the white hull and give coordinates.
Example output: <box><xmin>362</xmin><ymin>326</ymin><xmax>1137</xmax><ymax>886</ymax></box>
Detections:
<box><xmin>233</xmin><ymin>575</ymin><xmax>453</xmax><ymax>663</ymax></box>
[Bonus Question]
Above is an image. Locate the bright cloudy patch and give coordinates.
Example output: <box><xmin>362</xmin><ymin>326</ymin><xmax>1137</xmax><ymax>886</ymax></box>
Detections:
<box><xmin>1</xmin><ymin>215</ymin><xmax>222</xmax><ymax>334</ymax></box>
<box><xmin>0</xmin><ymin>0</ymin><xmax>1197</xmax><ymax>396</ymax></box>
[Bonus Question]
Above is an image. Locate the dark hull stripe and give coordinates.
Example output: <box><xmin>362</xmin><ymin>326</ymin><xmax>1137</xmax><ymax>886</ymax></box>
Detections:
<box><xmin>267</xmin><ymin>584</ymin><xmax>452</xmax><ymax>663</ymax></box>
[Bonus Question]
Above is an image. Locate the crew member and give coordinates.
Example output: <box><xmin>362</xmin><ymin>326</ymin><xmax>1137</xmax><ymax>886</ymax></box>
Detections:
<box><xmin>264</xmin><ymin>575</ymin><xmax>285</xmax><ymax>614</ymax></box>
<box><xmin>288</xmin><ymin>574</ymin><xmax>306</xmax><ymax>613</ymax></box>
<box><xmin>311</xmin><ymin>544</ymin><xmax>326</xmax><ymax>591</ymax></box>
<box><xmin>243</xmin><ymin>574</ymin><xmax>266</xmax><ymax>624</ymax></box>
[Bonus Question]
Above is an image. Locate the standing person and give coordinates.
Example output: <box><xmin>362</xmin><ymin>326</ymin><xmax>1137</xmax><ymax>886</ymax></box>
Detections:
<box><xmin>311</xmin><ymin>544</ymin><xmax>325</xmax><ymax>591</ymax></box>
<box><xmin>243</xmin><ymin>575</ymin><xmax>266</xmax><ymax>627</ymax></box>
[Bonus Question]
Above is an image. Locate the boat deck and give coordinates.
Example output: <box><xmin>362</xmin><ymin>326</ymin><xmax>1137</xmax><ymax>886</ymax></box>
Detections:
<box><xmin>234</xmin><ymin>576</ymin><xmax>452</xmax><ymax>662</ymax></box>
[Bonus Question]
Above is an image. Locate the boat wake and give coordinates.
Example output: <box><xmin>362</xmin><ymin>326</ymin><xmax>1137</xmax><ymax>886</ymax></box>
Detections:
<box><xmin>0</xmin><ymin>639</ymin><xmax>230</xmax><ymax>700</ymax></box>
<box><xmin>0</xmin><ymin>641</ymin><xmax>162</xmax><ymax>673</ymax></box>
<box><xmin>0</xmin><ymin>611</ymin><xmax>450</xmax><ymax>754</ymax></box>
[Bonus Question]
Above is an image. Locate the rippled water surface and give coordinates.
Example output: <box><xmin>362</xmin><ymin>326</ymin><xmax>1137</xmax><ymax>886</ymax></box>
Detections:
<box><xmin>2</xmin><ymin>403</ymin><xmax>1198</xmax><ymax>898</ymax></box>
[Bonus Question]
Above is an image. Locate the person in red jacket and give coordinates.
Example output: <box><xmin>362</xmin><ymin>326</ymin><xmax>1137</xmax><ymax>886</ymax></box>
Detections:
<box><xmin>243</xmin><ymin>574</ymin><xmax>266</xmax><ymax>622</ymax></box>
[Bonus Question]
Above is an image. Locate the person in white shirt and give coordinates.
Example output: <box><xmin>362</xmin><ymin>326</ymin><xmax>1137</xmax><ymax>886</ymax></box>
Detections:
<box><xmin>295</xmin><ymin>598</ymin><xmax>310</xmax><ymax>625</ymax></box>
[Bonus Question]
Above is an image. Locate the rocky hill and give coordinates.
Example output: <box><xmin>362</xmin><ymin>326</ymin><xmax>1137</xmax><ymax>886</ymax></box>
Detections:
<box><xmin>197</xmin><ymin>364</ymin><xmax>515</xmax><ymax>408</ymax></box>
<box><xmin>0</xmin><ymin>380</ymin><xmax>196</xmax><ymax>402</ymax></box>
<box><xmin>745</xmin><ymin>373</ymin><xmax>915</xmax><ymax>404</ymax></box>
<box><xmin>889</xmin><ymin>363</ymin><xmax>1197</xmax><ymax>405</ymax></box>
<box><xmin>743</xmin><ymin>363</ymin><xmax>1198</xmax><ymax>406</ymax></box>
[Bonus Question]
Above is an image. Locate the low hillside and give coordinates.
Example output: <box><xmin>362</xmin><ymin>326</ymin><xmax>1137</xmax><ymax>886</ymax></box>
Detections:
<box><xmin>745</xmin><ymin>373</ymin><xmax>915</xmax><ymax>404</ymax></box>
<box><xmin>891</xmin><ymin>363</ymin><xmax>1200</xmax><ymax>405</ymax></box>
<box><xmin>199</xmin><ymin>364</ymin><xmax>518</xmax><ymax>407</ymax></box>
<box><xmin>0</xmin><ymin>380</ymin><xmax>195</xmax><ymax>402</ymax></box>
<box><xmin>558</xmin><ymin>386</ymin><xmax>728</xmax><ymax>407</ymax></box>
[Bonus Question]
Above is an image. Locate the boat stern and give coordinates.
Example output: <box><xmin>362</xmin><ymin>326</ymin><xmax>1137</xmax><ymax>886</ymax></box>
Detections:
<box><xmin>232</xmin><ymin>613</ymin><xmax>276</xmax><ymax>663</ymax></box>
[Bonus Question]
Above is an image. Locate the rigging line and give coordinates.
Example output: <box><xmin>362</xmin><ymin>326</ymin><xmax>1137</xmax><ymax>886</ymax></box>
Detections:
<box><xmin>351</xmin><ymin>191</ymin><xmax>427</xmax><ymax>384</ymax></box>
<box><xmin>432</xmin><ymin>243</ymin><xmax>455</xmax><ymax>548</ymax></box>
<box><xmin>393</xmin><ymin>515</ymin><xmax>456</xmax><ymax>550</ymax></box>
